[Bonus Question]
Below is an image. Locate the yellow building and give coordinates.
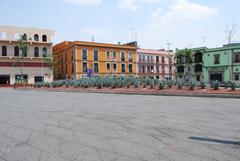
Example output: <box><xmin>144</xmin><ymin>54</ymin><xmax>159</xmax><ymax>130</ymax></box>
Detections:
<box><xmin>53</xmin><ymin>41</ymin><xmax>137</xmax><ymax>80</ymax></box>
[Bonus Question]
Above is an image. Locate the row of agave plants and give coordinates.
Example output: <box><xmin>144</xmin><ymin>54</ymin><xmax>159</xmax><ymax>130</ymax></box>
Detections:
<box><xmin>33</xmin><ymin>76</ymin><xmax>239</xmax><ymax>91</ymax></box>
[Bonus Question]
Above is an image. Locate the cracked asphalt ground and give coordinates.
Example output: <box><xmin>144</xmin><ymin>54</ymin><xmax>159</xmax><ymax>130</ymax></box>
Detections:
<box><xmin>0</xmin><ymin>88</ymin><xmax>239</xmax><ymax>161</ymax></box>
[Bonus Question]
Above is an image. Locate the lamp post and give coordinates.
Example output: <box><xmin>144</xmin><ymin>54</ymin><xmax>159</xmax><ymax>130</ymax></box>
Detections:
<box><xmin>167</xmin><ymin>42</ymin><xmax>171</xmax><ymax>79</ymax></box>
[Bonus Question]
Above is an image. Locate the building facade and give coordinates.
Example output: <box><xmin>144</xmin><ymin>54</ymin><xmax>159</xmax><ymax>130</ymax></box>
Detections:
<box><xmin>53</xmin><ymin>41</ymin><xmax>137</xmax><ymax>80</ymax></box>
<box><xmin>137</xmin><ymin>49</ymin><xmax>174</xmax><ymax>79</ymax></box>
<box><xmin>175</xmin><ymin>47</ymin><xmax>205</xmax><ymax>82</ymax></box>
<box><xmin>0</xmin><ymin>26</ymin><xmax>54</xmax><ymax>85</ymax></box>
<box><xmin>175</xmin><ymin>43</ymin><xmax>240</xmax><ymax>83</ymax></box>
<box><xmin>203</xmin><ymin>44</ymin><xmax>240</xmax><ymax>82</ymax></box>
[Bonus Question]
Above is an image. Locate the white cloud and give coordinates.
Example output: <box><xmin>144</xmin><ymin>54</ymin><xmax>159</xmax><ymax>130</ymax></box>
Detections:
<box><xmin>64</xmin><ymin>0</ymin><xmax>102</xmax><ymax>6</ymax></box>
<box><xmin>170</xmin><ymin>0</ymin><xmax>217</xmax><ymax>19</ymax></box>
<box><xmin>83</xmin><ymin>27</ymin><xmax>108</xmax><ymax>36</ymax></box>
<box><xmin>116</xmin><ymin>0</ymin><xmax>159</xmax><ymax>10</ymax></box>
<box><xmin>139</xmin><ymin>0</ymin><xmax>218</xmax><ymax>49</ymax></box>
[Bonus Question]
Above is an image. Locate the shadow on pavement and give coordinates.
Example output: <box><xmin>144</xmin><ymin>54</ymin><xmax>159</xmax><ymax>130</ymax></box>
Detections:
<box><xmin>188</xmin><ymin>136</ymin><xmax>240</xmax><ymax>145</ymax></box>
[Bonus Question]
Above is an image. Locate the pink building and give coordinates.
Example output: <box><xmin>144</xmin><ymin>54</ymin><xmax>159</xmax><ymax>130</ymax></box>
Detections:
<box><xmin>137</xmin><ymin>49</ymin><xmax>175</xmax><ymax>79</ymax></box>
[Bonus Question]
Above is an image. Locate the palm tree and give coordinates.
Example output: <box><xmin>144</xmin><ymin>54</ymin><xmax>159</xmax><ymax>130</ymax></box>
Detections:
<box><xmin>183</xmin><ymin>48</ymin><xmax>194</xmax><ymax>83</ymax></box>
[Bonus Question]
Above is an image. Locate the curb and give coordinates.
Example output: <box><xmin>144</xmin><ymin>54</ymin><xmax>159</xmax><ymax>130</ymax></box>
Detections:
<box><xmin>16</xmin><ymin>88</ymin><xmax>240</xmax><ymax>99</ymax></box>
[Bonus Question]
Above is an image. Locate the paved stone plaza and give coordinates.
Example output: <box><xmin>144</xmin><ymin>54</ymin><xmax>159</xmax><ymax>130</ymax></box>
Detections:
<box><xmin>0</xmin><ymin>89</ymin><xmax>239</xmax><ymax>161</ymax></box>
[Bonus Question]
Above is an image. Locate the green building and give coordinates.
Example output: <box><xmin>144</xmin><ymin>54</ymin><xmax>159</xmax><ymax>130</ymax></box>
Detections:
<box><xmin>175</xmin><ymin>43</ymin><xmax>240</xmax><ymax>83</ymax></box>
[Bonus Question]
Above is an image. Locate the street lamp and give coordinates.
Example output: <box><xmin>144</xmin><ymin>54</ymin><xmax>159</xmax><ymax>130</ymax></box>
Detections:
<box><xmin>167</xmin><ymin>42</ymin><xmax>171</xmax><ymax>79</ymax></box>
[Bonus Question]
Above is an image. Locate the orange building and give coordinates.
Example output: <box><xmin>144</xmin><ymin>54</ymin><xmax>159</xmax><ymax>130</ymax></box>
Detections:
<box><xmin>53</xmin><ymin>41</ymin><xmax>137</xmax><ymax>80</ymax></box>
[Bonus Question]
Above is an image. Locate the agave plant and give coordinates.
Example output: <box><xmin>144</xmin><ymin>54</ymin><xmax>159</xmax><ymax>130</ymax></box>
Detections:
<box><xmin>150</xmin><ymin>79</ymin><xmax>155</xmax><ymax>89</ymax></box>
<box><xmin>167</xmin><ymin>80</ymin><xmax>174</xmax><ymax>88</ymax></box>
<box><xmin>213</xmin><ymin>80</ymin><xmax>219</xmax><ymax>90</ymax></box>
<box><xmin>134</xmin><ymin>79</ymin><xmax>140</xmax><ymax>88</ymax></box>
<box><xmin>230</xmin><ymin>81</ymin><xmax>236</xmax><ymax>91</ymax></box>
<box><xmin>189</xmin><ymin>80</ymin><xmax>195</xmax><ymax>90</ymax></box>
<box><xmin>157</xmin><ymin>80</ymin><xmax>164</xmax><ymax>90</ymax></box>
<box><xmin>177</xmin><ymin>79</ymin><xmax>184</xmax><ymax>89</ymax></box>
<box><xmin>200</xmin><ymin>80</ymin><xmax>206</xmax><ymax>89</ymax></box>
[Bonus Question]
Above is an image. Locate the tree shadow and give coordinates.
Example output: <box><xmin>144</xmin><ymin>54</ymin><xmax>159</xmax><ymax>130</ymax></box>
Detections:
<box><xmin>188</xmin><ymin>137</ymin><xmax>240</xmax><ymax>145</ymax></box>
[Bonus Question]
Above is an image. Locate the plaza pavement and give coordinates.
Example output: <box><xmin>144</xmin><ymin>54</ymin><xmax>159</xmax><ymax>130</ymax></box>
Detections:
<box><xmin>0</xmin><ymin>88</ymin><xmax>239</xmax><ymax>161</ymax></box>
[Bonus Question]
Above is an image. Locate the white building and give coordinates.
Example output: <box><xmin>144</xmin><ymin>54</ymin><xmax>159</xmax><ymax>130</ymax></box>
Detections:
<box><xmin>0</xmin><ymin>26</ymin><xmax>54</xmax><ymax>85</ymax></box>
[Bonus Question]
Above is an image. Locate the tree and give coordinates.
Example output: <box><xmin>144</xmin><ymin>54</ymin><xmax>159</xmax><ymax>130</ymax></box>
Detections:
<box><xmin>225</xmin><ymin>23</ymin><xmax>237</xmax><ymax>44</ymax></box>
<box><xmin>184</xmin><ymin>48</ymin><xmax>194</xmax><ymax>83</ymax></box>
<box><xmin>13</xmin><ymin>34</ymin><xmax>29</xmax><ymax>84</ymax></box>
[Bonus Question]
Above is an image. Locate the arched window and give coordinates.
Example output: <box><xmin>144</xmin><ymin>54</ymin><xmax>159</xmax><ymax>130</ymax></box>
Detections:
<box><xmin>42</xmin><ymin>47</ymin><xmax>47</xmax><ymax>57</ymax></box>
<box><xmin>2</xmin><ymin>46</ymin><xmax>7</xmax><ymax>56</ymax></box>
<box><xmin>14</xmin><ymin>46</ymin><xmax>20</xmax><ymax>57</ymax></box>
<box><xmin>34</xmin><ymin>34</ymin><xmax>39</xmax><ymax>41</ymax></box>
<box><xmin>42</xmin><ymin>35</ymin><xmax>47</xmax><ymax>42</ymax></box>
<box><xmin>34</xmin><ymin>47</ymin><xmax>39</xmax><ymax>57</ymax></box>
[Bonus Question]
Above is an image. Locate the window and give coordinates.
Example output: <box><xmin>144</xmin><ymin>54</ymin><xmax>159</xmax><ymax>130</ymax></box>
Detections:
<box><xmin>83</xmin><ymin>62</ymin><xmax>88</xmax><ymax>73</ymax></box>
<box><xmin>129</xmin><ymin>64</ymin><xmax>133</xmax><ymax>73</ymax></box>
<box><xmin>121</xmin><ymin>64</ymin><xmax>126</xmax><ymax>73</ymax></box>
<box><xmin>142</xmin><ymin>65</ymin><xmax>145</xmax><ymax>73</ymax></box>
<box><xmin>234</xmin><ymin>53</ymin><xmax>240</xmax><ymax>63</ymax></box>
<box><xmin>138</xmin><ymin>65</ymin><xmax>142</xmax><ymax>73</ymax></box>
<box><xmin>2</xmin><ymin>46</ymin><xmax>7</xmax><ymax>56</ymax></box>
<box><xmin>113</xmin><ymin>63</ymin><xmax>117</xmax><ymax>71</ymax></box>
<box><xmin>151</xmin><ymin>66</ymin><xmax>154</xmax><ymax>73</ymax></box>
<box><xmin>82</xmin><ymin>49</ymin><xmax>87</xmax><ymax>60</ymax></box>
<box><xmin>66</xmin><ymin>64</ymin><xmax>68</xmax><ymax>73</ymax></box>
<box><xmin>147</xmin><ymin>56</ymin><xmax>150</xmax><ymax>62</ymax></box>
<box><xmin>34</xmin><ymin>34</ymin><xmax>39</xmax><ymax>41</ymax></box>
<box><xmin>169</xmin><ymin>66</ymin><xmax>172</xmax><ymax>74</ymax></box>
<box><xmin>147</xmin><ymin>66</ymin><xmax>151</xmax><ymax>73</ymax></box>
<box><xmin>121</xmin><ymin>52</ymin><xmax>125</xmax><ymax>61</ymax></box>
<box><xmin>42</xmin><ymin>47</ymin><xmax>47</xmax><ymax>57</ymax></box>
<box><xmin>162</xmin><ymin>66</ymin><xmax>165</xmax><ymax>73</ymax></box>
<box><xmin>214</xmin><ymin>54</ymin><xmax>220</xmax><ymax>64</ymax></box>
<box><xmin>15</xmin><ymin>75</ymin><xmax>28</xmax><ymax>84</ymax></box>
<box><xmin>169</xmin><ymin>56</ymin><xmax>173</xmax><ymax>64</ymax></box>
<box><xmin>94</xmin><ymin>50</ymin><xmax>98</xmax><ymax>61</ymax></box>
<box><xmin>151</xmin><ymin>56</ymin><xmax>153</xmax><ymax>63</ymax></box>
<box><xmin>72</xmin><ymin>63</ymin><xmax>74</xmax><ymax>74</ymax></box>
<box><xmin>162</xmin><ymin>57</ymin><xmax>165</xmax><ymax>63</ymax></box>
<box><xmin>34</xmin><ymin>47</ymin><xmax>39</xmax><ymax>57</ymax></box>
<box><xmin>139</xmin><ymin>55</ymin><xmax>142</xmax><ymax>62</ymax></box>
<box><xmin>106</xmin><ymin>51</ymin><xmax>110</xmax><ymax>60</ymax></box>
<box><xmin>112</xmin><ymin>51</ymin><xmax>117</xmax><ymax>60</ymax></box>
<box><xmin>14</xmin><ymin>46</ymin><xmax>19</xmax><ymax>57</ymax></box>
<box><xmin>129</xmin><ymin>52</ymin><xmax>133</xmax><ymax>62</ymax></box>
<box><xmin>141</xmin><ymin>55</ymin><xmax>145</xmax><ymax>62</ymax></box>
<box><xmin>71</xmin><ymin>50</ymin><xmax>74</xmax><ymax>61</ymax></box>
<box><xmin>94</xmin><ymin>63</ymin><xmax>99</xmax><ymax>73</ymax></box>
<box><xmin>156</xmin><ymin>56</ymin><xmax>159</xmax><ymax>63</ymax></box>
<box><xmin>235</xmin><ymin>75</ymin><xmax>239</xmax><ymax>81</ymax></box>
<box><xmin>156</xmin><ymin>66</ymin><xmax>159</xmax><ymax>73</ymax></box>
<box><xmin>42</xmin><ymin>35</ymin><xmax>47</xmax><ymax>42</ymax></box>
<box><xmin>34</xmin><ymin>76</ymin><xmax>44</xmax><ymax>83</ymax></box>
<box><xmin>106</xmin><ymin>63</ymin><xmax>110</xmax><ymax>70</ymax></box>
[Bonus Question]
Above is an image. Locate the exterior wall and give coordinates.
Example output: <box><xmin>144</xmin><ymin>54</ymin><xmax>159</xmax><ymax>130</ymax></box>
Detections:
<box><xmin>53</xmin><ymin>41</ymin><xmax>137</xmax><ymax>80</ymax></box>
<box><xmin>0</xmin><ymin>67</ymin><xmax>52</xmax><ymax>84</ymax></box>
<box><xmin>137</xmin><ymin>49</ymin><xmax>175</xmax><ymax>79</ymax></box>
<box><xmin>0</xmin><ymin>26</ymin><xmax>54</xmax><ymax>85</ymax></box>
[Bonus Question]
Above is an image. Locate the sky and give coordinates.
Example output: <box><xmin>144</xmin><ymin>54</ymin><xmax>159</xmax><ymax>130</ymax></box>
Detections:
<box><xmin>1</xmin><ymin>0</ymin><xmax>240</xmax><ymax>50</ymax></box>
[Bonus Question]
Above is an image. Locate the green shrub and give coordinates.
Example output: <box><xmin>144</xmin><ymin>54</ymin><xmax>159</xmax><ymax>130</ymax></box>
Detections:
<box><xmin>213</xmin><ymin>80</ymin><xmax>219</xmax><ymax>90</ymax></box>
